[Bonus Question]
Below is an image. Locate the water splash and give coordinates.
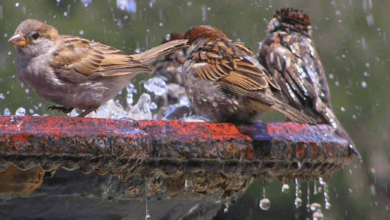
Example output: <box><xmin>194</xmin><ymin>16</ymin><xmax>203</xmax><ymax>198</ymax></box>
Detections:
<box><xmin>117</xmin><ymin>0</ymin><xmax>137</xmax><ymax>13</ymax></box>
<box><xmin>15</xmin><ymin>107</ymin><xmax>26</xmax><ymax>116</ymax></box>
<box><xmin>129</xmin><ymin>93</ymin><xmax>152</xmax><ymax>120</ymax></box>
<box><xmin>144</xmin><ymin>78</ymin><xmax>167</xmax><ymax>96</ymax></box>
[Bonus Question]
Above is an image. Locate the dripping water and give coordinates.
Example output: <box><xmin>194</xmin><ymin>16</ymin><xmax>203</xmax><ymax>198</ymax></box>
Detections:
<box><xmin>259</xmin><ymin>185</ymin><xmax>271</xmax><ymax>210</ymax></box>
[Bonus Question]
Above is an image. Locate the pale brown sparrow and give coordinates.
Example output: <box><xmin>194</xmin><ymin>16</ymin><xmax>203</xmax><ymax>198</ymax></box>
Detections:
<box><xmin>182</xmin><ymin>25</ymin><xmax>316</xmax><ymax>124</ymax></box>
<box><xmin>8</xmin><ymin>19</ymin><xmax>188</xmax><ymax>117</ymax></box>
<box><xmin>258</xmin><ymin>8</ymin><xmax>358</xmax><ymax>154</ymax></box>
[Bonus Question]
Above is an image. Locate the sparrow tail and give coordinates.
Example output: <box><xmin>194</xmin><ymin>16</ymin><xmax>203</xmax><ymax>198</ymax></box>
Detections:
<box><xmin>132</xmin><ymin>39</ymin><xmax>189</xmax><ymax>65</ymax></box>
<box><xmin>319</xmin><ymin>105</ymin><xmax>361</xmax><ymax>158</ymax></box>
<box><xmin>271</xmin><ymin>100</ymin><xmax>317</xmax><ymax>125</ymax></box>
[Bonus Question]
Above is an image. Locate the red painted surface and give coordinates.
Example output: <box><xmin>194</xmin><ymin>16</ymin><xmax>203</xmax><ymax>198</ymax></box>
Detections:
<box><xmin>0</xmin><ymin>116</ymin><xmax>356</xmax><ymax>179</ymax></box>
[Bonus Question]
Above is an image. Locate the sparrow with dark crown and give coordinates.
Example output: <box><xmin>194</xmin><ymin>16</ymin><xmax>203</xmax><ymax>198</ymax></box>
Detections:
<box><xmin>8</xmin><ymin>19</ymin><xmax>188</xmax><ymax>117</ymax></box>
<box><xmin>182</xmin><ymin>25</ymin><xmax>316</xmax><ymax>124</ymax></box>
<box><xmin>258</xmin><ymin>8</ymin><xmax>359</xmax><ymax>155</ymax></box>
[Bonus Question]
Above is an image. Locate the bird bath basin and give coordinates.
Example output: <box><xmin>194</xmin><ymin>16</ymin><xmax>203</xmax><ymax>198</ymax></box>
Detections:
<box><xmin>0</xmin><ymin>116</ymin><xmax>356</xmax><ymax>219</ymax></box>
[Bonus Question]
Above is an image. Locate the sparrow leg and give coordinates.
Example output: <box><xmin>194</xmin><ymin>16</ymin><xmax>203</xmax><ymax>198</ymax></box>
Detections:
<box><xmin>47</xmin><ymin>106</ymin><xmax>74</xmax><ymax>113</ymax></box>
<box><xmin>77</xmin><ymin>108</ymin><xmax>96</xmax><ymax>117</ymax></box>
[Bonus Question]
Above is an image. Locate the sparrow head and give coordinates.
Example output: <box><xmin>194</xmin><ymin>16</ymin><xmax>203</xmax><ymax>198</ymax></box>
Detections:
<box><xmin>267</xmin><ymin>8</ymin><xmax>312</xmax><ymax>37</ymax></box>
<box><xmin>8</xmin><ymin>19</ymin><xmax>60</xmax><ymax>57</ymax></box>
<box><xmin>184</xmin><ymin>25</ymin><xmax>228</xmax><ymax>45</ymax></box>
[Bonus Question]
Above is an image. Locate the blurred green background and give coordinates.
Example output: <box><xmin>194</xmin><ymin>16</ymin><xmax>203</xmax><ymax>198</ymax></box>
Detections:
<box><xmin>0</xmin><ymin>0</ymin><xmax>389</xmax><ymax>219</ymax></box>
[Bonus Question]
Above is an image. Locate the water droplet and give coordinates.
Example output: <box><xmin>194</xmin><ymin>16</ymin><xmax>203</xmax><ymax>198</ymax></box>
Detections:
<box><xmin>15</xmin><ymin>3</ymin><xmax>20</xmax><ymax>7</ymax></box>
<box><xmin>259</xmin><ymin>198</ymin><xmax>270</xmax><ymax>210</ymax></box>
<box><xmin>0</xmin><ymin>93</ymin><xmax>5</xmax><ymax>100</ymax></box>
<box><xmin>144</xmin><ymin>78</ymin><xmax>167</xmax><ymax>96</ymax></box>
<box><xmin>224</xmin><ymin>203</ymin><xmax>229</xmax><ymax>213</ymax></box>
<box><xmin>4</xmin><ymin>108</ymin><xmax>11</xmax><ymax>116</ymax></box>
<box><xmin>310</xmin><ymin>203</ymin><xmax>321</xmax><ymax>212</ymax></box>
<box><xmin>201</xmin><ymin>5</ymin><xmax>207</xmax><ymax>22</ymax></box>
<box><xmin>63</xmin><ymin>11</ymin><xmax>68</xmax><ymax>17</ymax></box>
<box><xmin>328</xmin><ymin>74</ymin><xmax>334</xmax><ymax>80</ymax></box>
<box><xmin>15</xmin><ymin>107</ymin><xmax>26</xmax><ymax>116</ymax></box>
<box><xmin>363</xmin><ymin>72</ymin><xmax>370</xmax><ymax>77</ymax></box>
<box><xmin>126</xmin><ymin>94</ymin><xmax>133</xmax><ymax>106</ymax></box>
<box><xmin>159</xmin><ymin>22</ymin><xmax>163</xmax><ymax>27</ymax></box>
<box><xmin>366</xmin><ymin>14</ymin><xmax>374</xmax><ymax>26</ymax></box>
<box><xmin>150</xmin><ymin>102</ymin><xmax>157</xmax><ymax>110</ymax></box>
<box><xmin>306</xmin><ymin>183</ymin><xmax>311</xmax><ymax>210</ymax></box>
<box><xmin>340</xmin><ymin>106</ymin><xmax>346</xmax><ymax>112</ymax></box>
<box><xmin>165</xmin><ymin>34</ymin><xmax>171</xmax><ymax>41</ymax></box>
<box><xmin>313</xmin><ymin>211</ymin><xmax>324</xmax><ymax>220</ymax></box>
<box><xmin>79</xmin><ymin>30</ymin><xmax>84</xmax><ymax>35</ymax></box>
<box><xmin>295</xmin><ymin>179</ymin><xmax>302</xmax><ymax>197</ymax></box>
<box><xmin>135</xmin><ymin>48</ymin><xmax>141</xmax><ymax>54</ymax></box>
<box><xmin>7</xmin><ymin>51</ymin><xmax>12</xmax><ymax>56</ymax></box>
<box><xmin>325</xmin><ymin>202</ymin><xmax>331</xmax><ymax>210</ymax></box>
<box><xmin>80</xmin><ymin>0</ymin><xmax>92</xmax><ymax>7</ymax></box>
<box><xmin>294</xmin><ymin>197</ymin><xmax>302</xmax><ymax>208</ymax></box>
<box><xmin>281</xmin><ymin>184</ymin><xmax>290</xmax><ymax>194</ymax></box>
<box><xmin>361</xmin><ymin>81</ymin><xmax>367</xmax><ymax>88</ymax></box>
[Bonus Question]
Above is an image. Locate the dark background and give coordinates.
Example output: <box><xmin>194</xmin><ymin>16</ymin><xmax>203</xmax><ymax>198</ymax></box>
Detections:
<box><xmin>0</xmin><ymin>0</ymin><xmax>389</xmax><ymax>219</ymax></box>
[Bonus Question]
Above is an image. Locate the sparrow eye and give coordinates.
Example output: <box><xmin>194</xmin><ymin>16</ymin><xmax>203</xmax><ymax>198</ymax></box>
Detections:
<box><xmin>31</xmin><ymin>33</ymin><xmax>40</xmax><ymax>40</ymax></box>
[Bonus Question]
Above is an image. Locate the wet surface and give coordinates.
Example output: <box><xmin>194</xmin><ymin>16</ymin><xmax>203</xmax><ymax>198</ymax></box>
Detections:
<box><xmin>0</xmin><ymin>116</ymin><xmax>354</xmax><ymax>218</ymax></box>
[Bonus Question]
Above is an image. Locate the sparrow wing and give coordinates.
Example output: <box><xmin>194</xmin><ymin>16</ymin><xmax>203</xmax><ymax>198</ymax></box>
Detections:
<box><xmin>190</xmin><ymin>40</ymin><xmax>279</xmax><ymax>97</ymax></box>
<box><xmin>51</xmin><ymin>36</ymin><xmax>151</xmax><ymax>84</ymax></box>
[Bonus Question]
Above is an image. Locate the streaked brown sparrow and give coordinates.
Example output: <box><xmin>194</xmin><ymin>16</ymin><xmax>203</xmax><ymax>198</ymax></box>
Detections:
<box><xmin>182</xmin><ymin>25</ymin><xmax>316</xmax><ymax>124</ymax></box>
<box><xmin>259</xmin><ymin>8</ymin><xmax>358</xmax><ymax>154</ymax></box>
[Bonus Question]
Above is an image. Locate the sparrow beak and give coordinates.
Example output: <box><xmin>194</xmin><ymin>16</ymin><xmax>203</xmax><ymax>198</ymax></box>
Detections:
<box><xmin>8</xmin><ymin>34</ymin><xmax>28</xmax><ymax>47</ymax></box>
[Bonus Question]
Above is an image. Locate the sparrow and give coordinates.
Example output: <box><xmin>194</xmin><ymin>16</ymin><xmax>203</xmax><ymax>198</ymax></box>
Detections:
<box><xmin>182</xmin><ymin>25</ymin><xmax>316</xmax><ymax>124</ymax></box>
<box><xmin>258</xmin><ymin>8</ymin><xmax>358</xmax><ymax>155</ymax></box>
<box><xmin>8</xmin><ymin>19</ymin><xmax>188</xmax><ymax>117</ymax></box>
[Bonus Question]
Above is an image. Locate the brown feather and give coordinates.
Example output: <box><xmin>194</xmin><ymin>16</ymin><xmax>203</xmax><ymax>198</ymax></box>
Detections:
<box><xmin>50</xmin><ymin>35</ymin><xmax>152</xmax><ymax>83</ymax></box>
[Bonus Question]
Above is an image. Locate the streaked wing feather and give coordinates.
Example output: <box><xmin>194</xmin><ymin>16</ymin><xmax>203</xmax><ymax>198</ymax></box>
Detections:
<box><xmin>51</xmin><ymin>36</ymin><xmax>151</xmax><ymax>84</ymax></box>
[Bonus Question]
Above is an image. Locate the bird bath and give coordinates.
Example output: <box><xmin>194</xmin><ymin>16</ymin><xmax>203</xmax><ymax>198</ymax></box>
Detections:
<box><xmin>0</xmin><ymin>116</ymin><xmax>356</xmax><ymax>219</ymax></box>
